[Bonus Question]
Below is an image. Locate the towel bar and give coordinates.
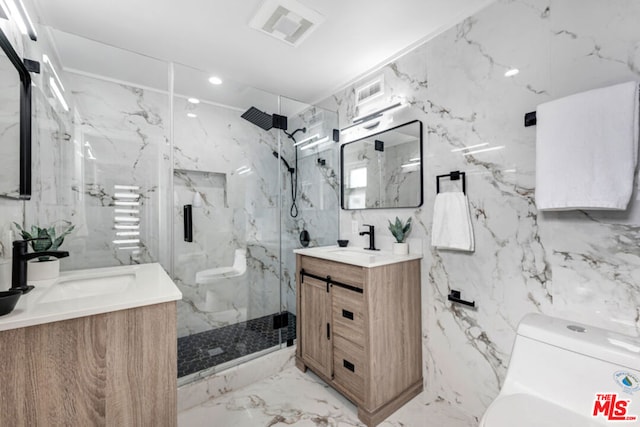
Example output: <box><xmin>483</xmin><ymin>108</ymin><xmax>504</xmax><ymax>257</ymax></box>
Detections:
<box><xmin>436</xmin><ymin>171</ymin><xmax>466</xmax><ymax>195</ymax></box>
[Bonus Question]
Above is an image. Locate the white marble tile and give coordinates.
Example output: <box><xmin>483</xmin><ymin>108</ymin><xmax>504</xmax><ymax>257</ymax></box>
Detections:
<box><xmin>178</xmin><ymin>347</ymin><xmax>296</xmax><ymax>413</ymax></box>
<box><xmin>320</xmin><ymin>0</ymin><xmax>640</xmax><ymax>420</ymax></box>
<box><xmin>178</xmin><ymin>366</ymin><xmax>477</xmax><ymax>427</ymax></box>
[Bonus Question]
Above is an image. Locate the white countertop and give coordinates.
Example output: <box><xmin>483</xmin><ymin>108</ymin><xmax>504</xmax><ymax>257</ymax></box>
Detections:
<box><xmin>294</xmin><ymin>245</ymin><xmax>422</xmax><ymax>268</ymax></box>
<box><xmin>0</xmin><ymin>263</ymin><xmax>182</xmax><ymax>332</ymax></box>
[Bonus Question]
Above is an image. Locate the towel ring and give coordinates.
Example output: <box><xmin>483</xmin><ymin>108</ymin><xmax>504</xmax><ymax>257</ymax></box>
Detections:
<box><xmin>436</xmin><ymin>171</ymin><xmax>466</xmax><ymax>195</ymax></box>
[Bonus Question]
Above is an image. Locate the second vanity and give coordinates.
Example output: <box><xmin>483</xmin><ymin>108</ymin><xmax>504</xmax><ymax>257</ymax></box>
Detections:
<box><xmin>0</xmin><ymin>263</ymin><xmax>182</xmax><ymax>427</ymax></box>
<box><xmin>294</xmin><ymin>246</ymin><xmax>423</xmax><ymax>427</ymax></box>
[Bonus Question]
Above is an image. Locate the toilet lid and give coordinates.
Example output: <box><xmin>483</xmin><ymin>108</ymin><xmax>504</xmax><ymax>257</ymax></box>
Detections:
<box><xmin>482</xmin><ymin>394</ymin><xmax>602</xmax><ymax>427</ymax></box>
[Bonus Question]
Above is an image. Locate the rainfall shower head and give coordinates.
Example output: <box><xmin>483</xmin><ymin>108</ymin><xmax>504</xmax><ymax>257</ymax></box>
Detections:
<box><xmin>242</xmin><ymin>107</ymin><xmax>273</xmax><ymax>131</ymax></box>
<box><xmin>241</xmin><ymin>107</ymin><xmax>288</xmax><ymax>131</ymax></box>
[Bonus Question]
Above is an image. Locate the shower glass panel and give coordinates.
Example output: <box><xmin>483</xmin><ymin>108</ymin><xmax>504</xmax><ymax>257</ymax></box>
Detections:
<box><xmin>173</xmin><ymin>63</ymin><xmax>285</xmax><ymax>383</ymax></box>
<box><xmin>24</xmin><ymin>25</ymin><xmax>171</xmax><ymax>271</ymax></box>
<box><xmin>278</xmin><ymin>96</ymin><xmax>340</xmax><ymax>339</ymax></box>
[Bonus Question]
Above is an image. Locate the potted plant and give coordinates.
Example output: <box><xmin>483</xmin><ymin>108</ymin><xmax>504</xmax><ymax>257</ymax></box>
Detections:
<box><xmin>13</xmin><ymin>221</ymin><xmax>75</xmax><ymax>280</ymax></box>
<box><xmin>388</xmin><ymin>216</ymin><xmax>412</xmax><ymax>255</ymax></box>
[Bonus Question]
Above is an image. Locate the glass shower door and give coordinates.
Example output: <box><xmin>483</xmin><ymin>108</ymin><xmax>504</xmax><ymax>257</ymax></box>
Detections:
<box><xmin>172</xmin><ymin>63</ymin><xmax>285</xmax><ymax>382</ymax></box>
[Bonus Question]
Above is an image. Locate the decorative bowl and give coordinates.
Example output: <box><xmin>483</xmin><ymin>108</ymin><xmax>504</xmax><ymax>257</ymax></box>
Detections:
<box><xmin>337</xmin><ymin>240</ymin><xmax>349</xmax><ymax>247</ymax></box>
<box><xmin>0</xmin><ymin>290</ymin><xmax>22</xmax><ymax>316</ymax></box>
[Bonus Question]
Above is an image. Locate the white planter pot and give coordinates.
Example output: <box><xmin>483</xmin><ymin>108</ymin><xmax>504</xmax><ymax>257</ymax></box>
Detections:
<box><xmin>392</xmin><ymin>242</ymin><xmax>409</xmax><ymax>255</ymax></box>
<box><xmin>27</xmin><ymin>258</ymin><xmax>60</xmax><ymax>281</ymax></box>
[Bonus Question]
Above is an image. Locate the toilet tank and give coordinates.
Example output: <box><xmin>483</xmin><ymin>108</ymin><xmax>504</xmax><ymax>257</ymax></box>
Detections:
<box><xmin>500</xmin><ymin>314</ymin><xmax>640</xmax><ymax>418</ymax></box>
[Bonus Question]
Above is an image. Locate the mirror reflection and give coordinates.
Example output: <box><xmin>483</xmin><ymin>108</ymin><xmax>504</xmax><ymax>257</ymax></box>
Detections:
<box><xmin>341</xmin><ymin>120</ymin><xmax>423</xmax><ymax>209</ymax></box>
<box><xmin>0</xmin><ymin>30</ymin><xmax>23</xmax><ymax>198</ymax></box>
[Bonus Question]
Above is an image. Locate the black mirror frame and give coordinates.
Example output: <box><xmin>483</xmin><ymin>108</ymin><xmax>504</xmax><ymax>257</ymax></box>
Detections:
<box><xmin>0</xmin><ymin>27</ymin><xmax>31</xmax><ymax>199</ymax></box>
<box><xmin>340</xmin><ymin>119</ymin><xmax>423</xmax><ymax>210</ymax></box>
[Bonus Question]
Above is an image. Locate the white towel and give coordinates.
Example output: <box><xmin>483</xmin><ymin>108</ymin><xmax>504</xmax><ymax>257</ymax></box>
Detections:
<box><xmin>431</xmin><ymin>192</ymin><xmax>474</xmax><ymax>252</ymax></box>
<box><xmin>535</xmin><ymin>81</ymin><xmax>639</xmax><ymax>211</ymax></box>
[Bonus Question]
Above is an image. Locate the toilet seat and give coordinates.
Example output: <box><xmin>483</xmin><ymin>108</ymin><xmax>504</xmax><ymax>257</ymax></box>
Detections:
<box><xmin>481</xmin><ymin>394</ymin><xmax>601</xmax><ymax>427</ymax></box>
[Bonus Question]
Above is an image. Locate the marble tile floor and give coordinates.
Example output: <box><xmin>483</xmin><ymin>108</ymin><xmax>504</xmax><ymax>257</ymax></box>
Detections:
<box><xmin>178</xmin><ymin>312</ymin><xmax>296</xmax><ymax>378</ymax></box>
<box><xmin>178</xmin><ymin>367</ymin><xmax>478</xmax><ymax>427</ymax></box>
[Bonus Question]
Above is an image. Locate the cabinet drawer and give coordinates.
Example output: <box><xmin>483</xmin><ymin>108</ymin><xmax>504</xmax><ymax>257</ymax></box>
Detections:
<box><xmin>333</xmin><ymin>335</ymin><xmax>364</xmax><ymax>403</ymax></box>
<box><xmin>332</xmin><ymin>285</ymin><xmax>364</xmax><ymax>347</ymax></box>
<box><xmin>300</xmin><ymin>256</ymin><xmax>364</xmax><ymax>289</ymax></box>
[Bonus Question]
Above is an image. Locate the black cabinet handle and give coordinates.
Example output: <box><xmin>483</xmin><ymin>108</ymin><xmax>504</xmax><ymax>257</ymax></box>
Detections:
<box><xmin>343</xmin><ymin>359</ymin><xmax>355</xmax><ymax>372</ymax></box>
<box><xmin>327</xmin><ymin>323</ymin><xmax>330</xmax><ymax>339</ymax></box>
<box><xmin>342</xmin><ymin>309</ymin><xmax>354</xmax><ymax>320</ymax></box>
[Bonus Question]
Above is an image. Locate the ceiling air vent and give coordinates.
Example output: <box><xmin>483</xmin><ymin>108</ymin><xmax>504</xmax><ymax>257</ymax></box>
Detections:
<box><xmin>249</xmin><ymin>0</ymin><xmax>325</xmax><ymax>47</ymax></box>
<box><xmin>356</xmin><ymin>75</ymin><xmax>385</xmax><ymax>106</ymax></box>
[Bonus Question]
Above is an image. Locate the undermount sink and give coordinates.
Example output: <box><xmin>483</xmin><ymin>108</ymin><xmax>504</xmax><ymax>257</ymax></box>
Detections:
<box><xmin>326</xmin><ymin>248</ymin><xmax>381</xmax><ymax>259</ymax></box>
<box><xmin>294</xmin><ymin>245</ymin><xmax>422</xmax><ymax>268</ymax></box>
<box><xmin>38</xmin><ymin>269</ymin><xmax>137</xmax><ymax>304</ymax></box>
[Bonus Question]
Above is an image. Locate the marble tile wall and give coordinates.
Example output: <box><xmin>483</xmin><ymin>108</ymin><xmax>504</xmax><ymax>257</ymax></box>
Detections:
<box><xmin>320</xmin><ymin>0</ymin><xmax>640</xmax><ymax>420</ymax></box>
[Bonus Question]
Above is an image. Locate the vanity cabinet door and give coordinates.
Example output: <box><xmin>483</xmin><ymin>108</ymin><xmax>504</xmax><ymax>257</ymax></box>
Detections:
<box><xmin>300</xmin><ymin>275</ymin><xmax>332</xmax><ymax>378</ymax></box>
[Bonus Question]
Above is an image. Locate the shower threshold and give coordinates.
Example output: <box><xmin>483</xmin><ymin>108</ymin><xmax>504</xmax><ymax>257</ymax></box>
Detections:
<box><xmin>177</xmin><ymin>312</ymin><xmax>296</xmax><ymax>379</ymax></box>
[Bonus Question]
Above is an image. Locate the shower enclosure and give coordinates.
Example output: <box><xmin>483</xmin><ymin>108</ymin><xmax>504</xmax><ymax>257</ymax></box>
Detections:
<box><xmin>171</xmin><ymin>65</ymin><xmax>339</xmax><ymax>383</ymax></box>
<box><xmin>20</xmin><ymin>24</ymin><xmax>339</xmax><ymax>386</ymax></box>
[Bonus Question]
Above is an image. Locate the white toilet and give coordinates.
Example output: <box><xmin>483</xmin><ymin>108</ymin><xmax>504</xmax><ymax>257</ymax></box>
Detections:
<box><xmin>480</xmin><ymin>313</ymin><xmax>640</xmax><ymax>426</ymax></box>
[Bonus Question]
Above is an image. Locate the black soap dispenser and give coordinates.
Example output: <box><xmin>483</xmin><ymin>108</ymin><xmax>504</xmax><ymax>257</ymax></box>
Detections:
<box><xmin>299</xmin><ymin>230</ymin><xmax>310</xmax><ymax>247</ymax></box>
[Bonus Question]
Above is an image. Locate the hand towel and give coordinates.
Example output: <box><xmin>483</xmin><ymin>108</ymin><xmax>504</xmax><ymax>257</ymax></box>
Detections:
<box><xmin>431</xmin><ymin>192</ymin><xmax>475</xmax><ymax>252</ymax></box>
<box><xmin>535</xmin><ymin>81</ymin><xmax>639</xmax><ymax>210</ymax></box>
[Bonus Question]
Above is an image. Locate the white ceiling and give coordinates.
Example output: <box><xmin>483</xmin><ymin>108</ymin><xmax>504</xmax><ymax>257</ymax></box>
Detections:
<box><xmin>30</xmin><ymin>0</ymin><xmax>493</xmax><ymax>104</ymax></box>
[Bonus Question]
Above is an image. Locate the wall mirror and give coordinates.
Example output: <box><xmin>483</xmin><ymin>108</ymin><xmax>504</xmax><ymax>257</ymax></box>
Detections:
<box><xmin>341</xmin><ymin>120</ymin><xmax>423</xmax><ymax>209</ymax></box>
<box><xmin>0</xmin><ymin>27</ymin><xmax>32</xmax><ymax>199</ymax></box>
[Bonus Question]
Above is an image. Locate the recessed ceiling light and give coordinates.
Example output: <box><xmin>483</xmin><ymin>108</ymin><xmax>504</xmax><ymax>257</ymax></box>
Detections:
<box><xmin>208</xmin><ymin>76</ymin><xmax>222</xmax><ymax>85</ymax></box>
<box><xmin>504</xmin><ymin>68</ymin><xmax>519</xmax><ymax>77</ymax></box>
<box><xmin>187</xmin><ymin>113</ymin><xmax>197</xmax><ymax>118</ymax></box>
<box><xmin>188</xmin><ymin>97</ymin><xmax>200</xmax><ymax>104</ymax></box>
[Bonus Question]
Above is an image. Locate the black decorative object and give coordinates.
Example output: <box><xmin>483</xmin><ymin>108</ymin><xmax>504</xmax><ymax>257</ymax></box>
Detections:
<box><xmin>337</xmin><ymin>239</ymin><xmax>349</xmax><ymax>247</ymax></box>
<box><xmin>183</xmin><ymin>204</ymin><xmax>193</xmax><ymax>242</ymax></box>
<box><xmin>447</xmin><ymin>289</ymin><xmax>475</xmax><ymax>307</ymax></box>
<box><xmin>436</xmin><ymin>170</ymin><xmax>466</xmax><ymax>195</ymax></box>
<box><xmin>299</xmin><ymin>230</ymin><xmax>310</xmax><ymax>247</ymax></box>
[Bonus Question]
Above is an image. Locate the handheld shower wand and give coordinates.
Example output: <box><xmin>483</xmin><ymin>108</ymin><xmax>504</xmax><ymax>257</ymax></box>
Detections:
<box><xmin>272</xmin><ymin>151</ymin><xmax>294</xmax><ymax>173</ymax></box>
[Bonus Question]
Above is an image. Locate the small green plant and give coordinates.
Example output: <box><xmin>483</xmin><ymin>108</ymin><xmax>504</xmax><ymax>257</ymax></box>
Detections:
<box><xmin>13</xmin><ymin>221</ymin><xmax>75</xmax><ymax>255</ymax></box>
<box><xmin>388</xmin><ymin>217</ymin><xmax>412</xmax><ymax>243</ymax></box>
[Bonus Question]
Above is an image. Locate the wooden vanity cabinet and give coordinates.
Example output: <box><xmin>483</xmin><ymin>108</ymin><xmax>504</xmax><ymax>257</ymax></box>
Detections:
<box><xmin>0</xmin><ymin>302</ymin><xmax>177</xmax><ymax>427</ymax></box>
<box><xmin>295</xmin><ymin>254</ymin><xmax>422</xmax><ymax>427</ymax></box>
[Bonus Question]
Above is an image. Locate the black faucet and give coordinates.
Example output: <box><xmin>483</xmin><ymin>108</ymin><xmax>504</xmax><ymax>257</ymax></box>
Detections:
<box><xmin>359</xmin><ymin>224</ymin><xmax>378</xmax><ymax>251</ymax></box>
<box><xmin>11</xmin><ymin>239</ymin><xmax>69</xmax><ymax>294</ymax></box>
